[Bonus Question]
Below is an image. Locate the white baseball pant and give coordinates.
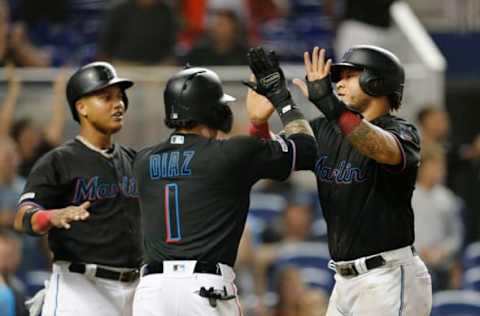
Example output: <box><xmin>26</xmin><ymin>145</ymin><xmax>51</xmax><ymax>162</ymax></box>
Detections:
<box><xmin>326</xmin><ymin>246</ymin><xmax>432</xmax><ymax>316</ymax></box>
<box><xmin>41</xmin><ymin>261</ymin><xmax>138</xmax><ymax>316</ymax></box>
<box><xmin>133</xmin><ymin>261</ymin><xmax>243</xmax><ymax>316</ymax></box>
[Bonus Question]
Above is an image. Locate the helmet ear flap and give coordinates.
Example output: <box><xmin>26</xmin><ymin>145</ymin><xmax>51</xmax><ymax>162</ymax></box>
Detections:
<box><xmin>359</xmin><ymin>69</ymin><xmax>385</xmax><ymax>97</ymax></box>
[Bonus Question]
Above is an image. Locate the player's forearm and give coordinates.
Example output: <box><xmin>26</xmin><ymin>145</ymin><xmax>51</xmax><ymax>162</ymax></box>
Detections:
<box><xmin>283</xmin><ymin>118</ymin><xmax>314</xmax><ymax>137</ymax></box>
<box><xmin>346</xmin><ymin>120</ymin><xmax>402</xmax><ymax>165</ymax></box>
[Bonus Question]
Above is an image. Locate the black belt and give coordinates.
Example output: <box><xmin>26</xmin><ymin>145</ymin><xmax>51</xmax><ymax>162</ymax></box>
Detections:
<box><xmin>335</xmin><ymin>255</ymin><xmax>386</xmax><ymax>277</ymax></box>
<box><xmin>68</xmin><ymin>263</ymin><xmax>139</xmax><ymax>282</ymax></box>
<box><xmin>143</xmin><ymin>261</ymin><xmax>221</xmax><ymax>276</ymax></box>
<box><xmin>335</xmin><ymin>246</ymin><xmax>416</xmax><ymax>277</ymax></box>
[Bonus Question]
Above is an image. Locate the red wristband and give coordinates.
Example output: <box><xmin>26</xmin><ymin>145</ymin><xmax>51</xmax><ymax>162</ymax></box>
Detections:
<box><xmin>34</xmin><ymin>210</ymin><xmax>53</xmax><ymax>231</ymax></box>
<box><xmin>338</xmin><ymin>111</ymin><xmax>362</xmax><ymax>135</ymax></box>
<box><xmin>248</xmin><ymin>122</ymin><xmax>271</xmax><ymax>139</ymax></box>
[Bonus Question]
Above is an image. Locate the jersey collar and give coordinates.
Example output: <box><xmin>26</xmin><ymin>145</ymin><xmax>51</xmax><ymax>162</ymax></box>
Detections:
<box><xmin>76</xmin><ymin>136</ymin><xmax>115</xmax><ymax>159</ymax></box>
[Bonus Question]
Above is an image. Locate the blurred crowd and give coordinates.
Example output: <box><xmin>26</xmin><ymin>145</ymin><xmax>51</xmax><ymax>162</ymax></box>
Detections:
<box><xmin>0</xmin><ymin>0</ymin><xmax>479</xmax><ymax>315</ymax></box>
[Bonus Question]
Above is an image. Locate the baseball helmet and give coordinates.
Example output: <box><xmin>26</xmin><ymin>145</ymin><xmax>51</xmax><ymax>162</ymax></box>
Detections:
<box><xmin>330</xmin><ymin>45</ymin><xmax>405</xmax><ymax>105</ymax></box>
<box><xmin>66</xmin><ymin>62</ymin><xmax>133</xmax><ymax>122</ymax></box>
<box><xmin>164</xmin><ymin>67</ymin><xmax>236</xmax><ymax>133</ymax></box>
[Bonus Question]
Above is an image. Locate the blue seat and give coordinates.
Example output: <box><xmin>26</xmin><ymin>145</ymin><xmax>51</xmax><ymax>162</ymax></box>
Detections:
<box><xmin>271</xmin><ymin>242</ymin><xmax>334</xmax><ymax>293</ymax></box>
<box><xmin>431</xmin><ymin>290</ymin><xmax>480</xmax><ymax>316</ymax></box>
<box><xmin>463</xmin><ymin>242</ymin><xmax>480</xmax><ymax>270</ymax></box>
<box><xmin>462</xmin><ymin>267</ymin><xmax>480</xmax><ymax>291</ymax></box>
<box><xmin>247</xmin><ymin>192</ymin><xmax>286</xmax><ymax>245</ymax></box>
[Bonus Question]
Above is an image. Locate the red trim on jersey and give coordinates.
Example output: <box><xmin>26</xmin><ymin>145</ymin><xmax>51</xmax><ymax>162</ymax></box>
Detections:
<box><xmin>164</xmin><ymin>185</ymin><xmax>172</xmax><ymax>243</ymax></box>
<box><xmin>248</xmin><ymin>122</ymin><xmax>271</xmax><ymax>139</ymax></box>
<box><xmin>338</xmin><ymin>111</ymin><xmax>362</xmax><ymax>135</ymax></box>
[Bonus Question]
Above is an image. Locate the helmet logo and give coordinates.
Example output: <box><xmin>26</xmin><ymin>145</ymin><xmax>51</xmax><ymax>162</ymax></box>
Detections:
<box><xmin>100</xmin><ymin>67</ymin><xmax>114</xmax><ymax>81</ymax></box>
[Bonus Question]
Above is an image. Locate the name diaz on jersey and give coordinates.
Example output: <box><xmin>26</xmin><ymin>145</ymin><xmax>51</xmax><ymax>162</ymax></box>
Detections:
<box><xmin>149</xmin><ymin>150</ymin><xmax>195</xmax><ymax>180</ymax></box>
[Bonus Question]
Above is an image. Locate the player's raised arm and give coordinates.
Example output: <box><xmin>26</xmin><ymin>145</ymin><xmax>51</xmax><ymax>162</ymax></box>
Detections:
<box><xmin>244</xmin><ymin>47</ymin><xmax>314</xmax><ymax>138</ymax></box>
<box><xmin>15</xmin><ymin>201</ymin><xmax>90</xmax><ymax>235</ymax></box>
<box><xmin>294</xmin><ymin>47</ymin><xmax>403</xmax><ymax>165</ymax></box>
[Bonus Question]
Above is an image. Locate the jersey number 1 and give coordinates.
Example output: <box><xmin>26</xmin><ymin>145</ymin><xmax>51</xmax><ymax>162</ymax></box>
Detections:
<box><xmin>164</xmin><ymin>183</ymin><xmax>182</xmax><ymax>243</ymax></box>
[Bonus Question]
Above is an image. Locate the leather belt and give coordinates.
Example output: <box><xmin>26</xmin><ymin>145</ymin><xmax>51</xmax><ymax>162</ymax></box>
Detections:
<box><xmin>335</xmin><ymin>255</ymin><xmax>386</xmax><ymax>277</ymax></box>
<box><xmin>68</xmin><ymin>263</ymin><xmax>139</xmax><ymax>282</ymax></box>
<box><xmin>143</xmin><ymin>261</ymin><xmax>221</xmax><ymax>276</ymax></box>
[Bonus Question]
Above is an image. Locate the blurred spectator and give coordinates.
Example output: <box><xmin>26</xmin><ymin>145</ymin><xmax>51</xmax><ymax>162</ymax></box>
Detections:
<box><xmin>413</xmin><ymin>143</ymin><xmax>463</xmax><ymax>291</ymax></box>
<box><xmin>271</xmin><ymin>266</ymin><xmax>327</xmax><ymax>316</ymax></box>
<box><xmin>261</xmin><ymin>192</ymin><xmax>319</xmax><ymax>243</ymax></box>
<box><xmin>417</xmin><ymin>105</ymin><xmax>450</xmax><ymax>146</ymax></box>
<box><xmin>253</xmin><ymin>193</ymin><xmax>320</xmax><ymax>309</ymax></box>
<box><xmin>0</xmin><ymin>229</ymin><xmax>28</xmax><ymax>316</ymax></box>
<box><xmin>16</xmin><ymin>0</ymin><xmax>110</xmax><ymax>66</ymax></box>
<box><xmin>0</xmin><ymin>137</ymin><xmax>24</xmax><ymax>228</ymax></box>
<box><xmin>333</xmin><ymin>0</ymin><xmax>396</xmax><ymax>59</ymax></box>
<box><xmin>416</xmin><ymin>105</ymin><xmax>480</xmax><ymax>243</ymax></box>
<box><xmin>97</xmin><ymin>0</ymin><xmax>177</xmax><ymax>65</ymax></box>
<box><xmin>177</xmin><ymin>0</ymin><xmax>207</xmax><ymax>50</ymax></box>
<box><xmin>0</xmin><ymin>68</ymin><xmax>67</xmax><ymax>177</ymax></box>
<box><xmin>0</xmin><ymin>238</ymin><xmax>15</xmax><ymax>316</ymax></box>
<box><xmin>245</xmin><ymin>0</ymin><xmax>284</xmax><ymax>44</ymax></box>
<box><xmin>185</xmin><ymin>9</ymin><xmax>248</xmax><ymax>66</ymax></box>
<box><xmin>0</xmin><ymin>0</ymin><xmax>50</xmax><ymax>66</ymax></box>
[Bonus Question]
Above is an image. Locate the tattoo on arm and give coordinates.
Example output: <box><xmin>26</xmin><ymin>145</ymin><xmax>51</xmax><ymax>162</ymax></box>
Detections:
<box><xmin>283</xmin><ymin>119</ymin><xmax>315</xmax><ymax>137</ymax></box>
<box><xmin>346</xmin><ymin>120</ymin><xmax>402</xmax><ymax>165</ymax></box>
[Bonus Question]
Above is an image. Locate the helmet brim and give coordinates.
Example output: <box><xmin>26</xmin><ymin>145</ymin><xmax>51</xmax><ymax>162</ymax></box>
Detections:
<box><xmin>221</xmin><ymin>93</ymin><xmax>236</xmax><ymax>103</ymax></box>
<box><xmin>330</xmin><ymin>63</ymin><xmax>363</xmax><ymax>83</ymax></box>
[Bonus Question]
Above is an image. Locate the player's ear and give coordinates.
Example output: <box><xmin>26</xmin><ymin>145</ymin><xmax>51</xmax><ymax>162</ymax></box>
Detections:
<box><xmin>76</xmin><ymin>99</ymin><xmax>88</xmax><ymax>119</ymax></box>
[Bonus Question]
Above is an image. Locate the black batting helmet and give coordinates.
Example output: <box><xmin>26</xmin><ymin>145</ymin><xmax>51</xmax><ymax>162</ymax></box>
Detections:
<box><xmin>164</xmin><ymin>67</ymin><xmax>236</xmax><ymax>133</ymax></box>
<box><xmin>66</xmin><ymin>62</ymin><xmax>133</xmax><ymax>122</ymax></box>
<box><xmin>330</xmin><ymin>45</ymin><xmax>405</xmax><ymax>109</ymax></box>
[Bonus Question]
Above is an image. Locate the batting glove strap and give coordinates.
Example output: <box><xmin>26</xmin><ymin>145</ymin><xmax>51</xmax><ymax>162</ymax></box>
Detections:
<box><xmin>307</xmin><ymin>77</ymin><xmax>362</xmax><ymax>122</ymax></box>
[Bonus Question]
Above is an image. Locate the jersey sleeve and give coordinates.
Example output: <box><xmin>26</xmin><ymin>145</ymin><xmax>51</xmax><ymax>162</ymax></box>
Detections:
<box><xmin>382</xmin><ymin>119</ymin><xmax>421</xmax><ymax>173</ymax></box>
<box><xmin>18</xmin><ymin>150</ymin><xmax>70</xmax><ymax>210</ymax></box>
<box><xmin>222</xmin><ymin>135</ymin><xmax>295</xmax><ymax>182</ymax></box>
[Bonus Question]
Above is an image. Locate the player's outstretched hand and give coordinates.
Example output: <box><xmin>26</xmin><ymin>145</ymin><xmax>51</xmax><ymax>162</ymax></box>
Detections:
<box><xmin>293</xmin><ymin>47</ymin><xmax>332</xmax><ymax>99</ymax></box>
<box><xmin>244</xmin><ymin>47</ymin><xmax>290</xmax><ymax>109</ymax></box>
<box><xmin>50</xmin><ymin>201</ymin><xmax>91</xmax><ymax>229</ymax></box>
<box><xmin>245</xmin><ymin>75</ymin><xmax>275</xmax><ymax>125</ymax></box>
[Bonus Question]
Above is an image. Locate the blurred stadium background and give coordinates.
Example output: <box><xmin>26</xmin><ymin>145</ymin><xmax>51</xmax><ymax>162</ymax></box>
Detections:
<box><xmin>0</xmin><ymin>0</ymin><xmax>479</xmax><ymax>315</ymax></box>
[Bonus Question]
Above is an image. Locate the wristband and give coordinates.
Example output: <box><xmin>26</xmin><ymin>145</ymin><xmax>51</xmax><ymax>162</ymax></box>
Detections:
<box><xmin>249</xmin><ymin>122</ymin><xmax>271</xmax><ymax>139</ymax></box>
<box><xmin>22</xmin><ymin>207</ymin><xmax>41</xmax><ymax>236</ymax></box>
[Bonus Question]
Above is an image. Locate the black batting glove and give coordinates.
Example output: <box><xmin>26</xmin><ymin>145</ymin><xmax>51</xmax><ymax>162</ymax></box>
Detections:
<box><xmin>244</xmin><ymin>47</ymin><xmax>293</xmax><ymax>113</ymax></box>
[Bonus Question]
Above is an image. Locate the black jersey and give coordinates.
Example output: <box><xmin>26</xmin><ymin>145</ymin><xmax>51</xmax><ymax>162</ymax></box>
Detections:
<box><xmin>134</xmin><ymin>133</ymin><xmax>300</xmax><ymax>267</ymax></box>
<box><xmin>19</xmin><ymin>138</ymin><xmax>142</xmax><ymax>268</ymax></box>
<box><xmin>311</xmin><ymin>114</ymin><xmax>420</xmax><ymax>261</ymax></box>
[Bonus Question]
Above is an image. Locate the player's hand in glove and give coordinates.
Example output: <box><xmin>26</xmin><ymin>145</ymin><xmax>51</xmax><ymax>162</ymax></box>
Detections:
<box><xmin>293</xmin><ymin>47</ymin><xmax>360</xmax><ymax>122</ymax></box>
<box><xmin>244</xmin><ymin>47</ymin><xmax>293</xmax><ymax>113</ymax></box>
<box><xmin>50</xmin><ymin>201</ymin><xmax>91</xmax><ymax>229</ymax></box>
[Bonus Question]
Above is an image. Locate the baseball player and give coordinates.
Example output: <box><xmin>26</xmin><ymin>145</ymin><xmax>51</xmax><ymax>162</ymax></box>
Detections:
<box><xmin>14</xmin><ymin>62</ymin><xmax>142</xmax><ymax>316</ymax></box>
<box><xmin>248</xmin><ymin>46</ymin><xmax>432</xmax><ymax>315</ymax></box>
<box><xmin>132</xmin><ymin>47</ymin><xmax>319</xmax><ymax>316</ymax></box>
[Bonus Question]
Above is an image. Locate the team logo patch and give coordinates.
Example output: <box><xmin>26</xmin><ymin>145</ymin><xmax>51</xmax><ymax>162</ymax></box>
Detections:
<box><xmin>19</xmin><ymin>192</ymin><xmax>35</xmax><ymax>203</ymax></box>
<box><xmin>273</xmin><ymin>135</ymin><xmax>289</xmax><ymax>153</ymax></box>
<box><xmin>171</xmin><ymin>135</ymin><xmax>185</xmax><ymax>144</ymax></box>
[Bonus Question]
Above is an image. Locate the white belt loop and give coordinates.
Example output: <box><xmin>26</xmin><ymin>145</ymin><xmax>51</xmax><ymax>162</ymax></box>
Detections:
<box><xmin>84</xmin><ymin>264</ymin><xmax>97</xmax><ymax>279</ymax></box>
<box><xmin>354</xmin><ymin>257</ymin><xmax>369</xmax><ymax>274</ymax></box>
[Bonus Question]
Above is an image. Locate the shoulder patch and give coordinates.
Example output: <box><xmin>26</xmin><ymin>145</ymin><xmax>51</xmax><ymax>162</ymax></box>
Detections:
<box><xmin>273</xmin><ymin>135</ymin><xmax>289</xmax><ymax>153</ymax></box>
<box><xmin>170</xmin><ymin>135</ymin><xmax>185</xmax><ymax>144</ymax></box>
